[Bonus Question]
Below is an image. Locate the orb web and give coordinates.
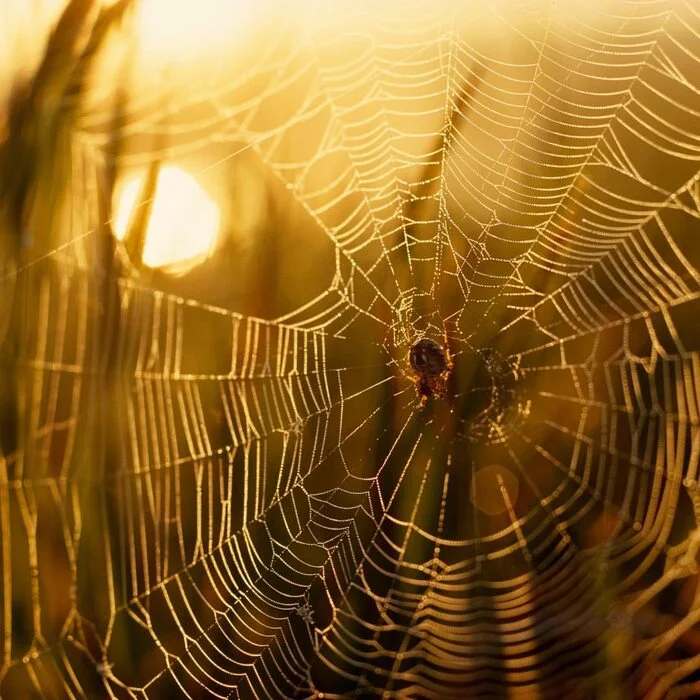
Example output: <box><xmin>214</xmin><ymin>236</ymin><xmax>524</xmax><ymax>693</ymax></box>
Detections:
<box><xmin>2</xmin><ymin>0</ymin><xmax>700</xmax><ymax>698</ymax></box>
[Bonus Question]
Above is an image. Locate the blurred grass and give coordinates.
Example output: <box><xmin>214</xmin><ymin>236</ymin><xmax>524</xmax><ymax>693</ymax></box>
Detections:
<box><xmin>0</xmin><ymin>1</ymin><xmax>138</xmax><ymax>694</ymax></box>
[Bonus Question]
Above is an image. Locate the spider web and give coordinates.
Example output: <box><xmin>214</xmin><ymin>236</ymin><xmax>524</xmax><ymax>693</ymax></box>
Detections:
<box><xmin>2</xmin><ymin>0</ymin><xmax>700</xmax><ymax>698</ymax></box>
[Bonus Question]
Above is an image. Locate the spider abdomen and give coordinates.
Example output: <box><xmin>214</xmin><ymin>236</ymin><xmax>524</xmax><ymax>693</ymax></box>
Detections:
<box><xmin>409</xmin><ymin>338</ymin><xmax>448</xmax><ymax>375</ymax></box>
<box><xmin>408</xmin><ymin>337</ymin><xmax>452</xmax><ymax>405</ymax></box>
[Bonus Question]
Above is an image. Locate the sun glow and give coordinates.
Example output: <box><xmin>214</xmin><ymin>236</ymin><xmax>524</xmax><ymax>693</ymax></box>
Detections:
<box><xmin>130</xmin><ymin>0</ymin><xmax>252</xmax><ymax>61</ymax></box>
<box><xmin>40</xmin><ymin>0</ymin><xmax>253</xmax><ymax>63</ymax></box>
<box><xmin>114</xmin><ymin>166</ymin><xmax>221</xmax><ymax>273</ymax></box>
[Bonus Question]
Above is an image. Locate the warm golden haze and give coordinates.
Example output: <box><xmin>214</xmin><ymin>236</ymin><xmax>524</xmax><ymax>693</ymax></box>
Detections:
<box><xmin>1</xmin><ymin>0</ymin><xmax>700</xmax><ymax>698</ymax></box>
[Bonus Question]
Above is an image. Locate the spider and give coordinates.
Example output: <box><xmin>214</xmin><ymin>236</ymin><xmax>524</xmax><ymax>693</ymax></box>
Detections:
<box><xmin>408</xmin><ymin>337</ymin><xmax>453</xmax><ymax>406</ymax></box>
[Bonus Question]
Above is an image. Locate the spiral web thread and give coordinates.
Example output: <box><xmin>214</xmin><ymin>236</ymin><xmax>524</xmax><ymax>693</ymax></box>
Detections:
<box><xmin>2</xmin><ymin>0</ymin><xmax>700</xmax><ymax>698</ymax></box>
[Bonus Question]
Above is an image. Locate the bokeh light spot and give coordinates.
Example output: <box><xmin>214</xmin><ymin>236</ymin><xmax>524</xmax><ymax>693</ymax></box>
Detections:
<box><xmin>114</xmin><ymin>166</ymin><xmax>220</xmax><ymax>273</ymax></box>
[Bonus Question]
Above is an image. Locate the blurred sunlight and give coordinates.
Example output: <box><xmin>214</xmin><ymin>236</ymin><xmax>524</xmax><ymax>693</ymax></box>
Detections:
<box><xmin>34</xmin><ymin>0</ymin><xmax>254</xmax><ymax>71</ymax></box>
<box><xmin>114</xmin><ymin>166</ymin><xmax>221</xmax><ymax>273</ymax></box>
<box><xmin>127</xmin><ymin>0</ymin><xmax>253</xmax><ymax>61</ymax></box>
